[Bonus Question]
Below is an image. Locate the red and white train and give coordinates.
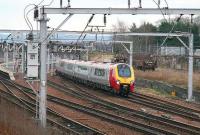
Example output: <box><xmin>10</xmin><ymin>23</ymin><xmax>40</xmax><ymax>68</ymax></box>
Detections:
<box><xmin>56</xmin><ymin>59</ymin><xmax>135</xmax><ymax>96</ymax></box>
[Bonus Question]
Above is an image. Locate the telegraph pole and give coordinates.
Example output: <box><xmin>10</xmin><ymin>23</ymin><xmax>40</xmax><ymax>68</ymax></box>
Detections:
<box><xmin>188</xmin><ymin>34</ymin><xmax>193</xmax><ymax>101</ymax></box>
<box><xmin>39</xmin><ymin>10</ymin><xmax>48</xmax><ymax>127</ymax></box>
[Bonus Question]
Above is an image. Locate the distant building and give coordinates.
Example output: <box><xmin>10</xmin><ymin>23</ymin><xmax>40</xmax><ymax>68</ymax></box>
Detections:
<box><xmin>194</xmin><ymin>49</ymin><xmax>200</xmax><ymax>56</ymax></box>
<box><xmin>160</xmin><ymin>46</ymin><xmax>186</xmax><ymax>56</ymax></box>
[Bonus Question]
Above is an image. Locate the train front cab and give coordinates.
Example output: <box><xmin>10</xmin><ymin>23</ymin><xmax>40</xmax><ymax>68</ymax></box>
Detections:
<box><xmin>109</xmin><ymin>64</ymin><xmax>135</xmax><ymax>96</ymax></box>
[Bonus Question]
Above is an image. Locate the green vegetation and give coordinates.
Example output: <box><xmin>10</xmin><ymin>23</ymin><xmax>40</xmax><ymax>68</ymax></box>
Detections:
<box><xmin>113</xmin><ymin>17</ymin><xmax>200</xmax><ymax>51</ymax></box>
<box><xmin>130</xmin><ymin>17</ymin><xmax>200</xmax><ymax>49</ymax></box>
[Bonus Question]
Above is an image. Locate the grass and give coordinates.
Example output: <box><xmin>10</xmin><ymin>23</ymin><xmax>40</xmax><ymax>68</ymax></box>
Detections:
<box><xmin>0</xmin><ymin>97</ymin><xmax>61</xmax><ymax>135</ymax></box>
<box><xmin>135</xmin><ymin>68</ymin><xmax>200</xmax><ymax>91</ymax></box>
<box><xmin>89</xmin><ymin>52</ymin><xmax>114</xmax><ymax>62</ymax></box>
<box><xmin>135</xmin><ymin>87</ymin><xmax>174</xmax><ymax>98</ymax></box>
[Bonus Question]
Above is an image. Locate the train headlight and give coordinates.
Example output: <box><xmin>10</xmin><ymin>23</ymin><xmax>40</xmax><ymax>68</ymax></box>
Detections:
<box><xmin>116</xmin><ymin>80</ymin><xmax>120</xmax><ymax>85</ymax></box>
<box><xmin>130</xmin><ymin>80</ymin><xmax>134</xmax><ymax>84</ymax></box>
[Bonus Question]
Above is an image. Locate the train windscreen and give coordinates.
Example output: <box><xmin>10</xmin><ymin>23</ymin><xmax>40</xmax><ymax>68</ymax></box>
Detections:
<box><xmin>117</xmin><ymin>64</ymin><xmax>131</xmax><ymax>77</ymax></box>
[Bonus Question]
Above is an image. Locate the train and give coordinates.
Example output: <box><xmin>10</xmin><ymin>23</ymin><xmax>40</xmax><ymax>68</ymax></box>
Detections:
<box><xmin>113</xmin><ymin>53</ymin><xmax>157</xmax><ymax>71</ymax></box>
<box><xmin>55</xmin><ymin>59</ymin><xmax>135</xmax><ymax>96</ymax></box>
<box><xmin>132</xmin><ymin>53</ymin><xmax>157</xmax><ymax>71</ymax></box>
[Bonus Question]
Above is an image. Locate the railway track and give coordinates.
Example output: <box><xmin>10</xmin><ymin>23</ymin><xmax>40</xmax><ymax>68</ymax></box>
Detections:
<box><xmin>5</xmin><ymin>79</ymin><xmax>183</xmax><ymax>134</ymax></box>
<box><xmin>2</xmin><ymin>76</ymin><xmax>200</xmax><ymax>134</ymax></box>
<box><xmin>0</xmin><ymin>78</ymin><xmax>105</xmax><ymax>135</ymax></box>
<box><xmin>14</xmin><ymin>80</ymin><xmax>174</xmax><ymax>135</ymax></box>
<box><xmin>47</xmin><ymin>79</ymin><xmax>200</xmax><ymax>135</ymax></box>
<box><xmin>47</xmin><ymin>94</ymin><xmax>176</xmax><ymax>135</ymax></box>
<box><xmin>0</xmin><ymin>89</ymin><xmax>79</xmax><ymax>135</ymax></box>
<box><xmin>132</xmin><ymin>92</ymin><xmax>200</xmax><ymax>114</ymax></box>
<box><xmin>129</xmin><ymin>93</ymin><xmax>200</xmax><ymax>121</ymax></box>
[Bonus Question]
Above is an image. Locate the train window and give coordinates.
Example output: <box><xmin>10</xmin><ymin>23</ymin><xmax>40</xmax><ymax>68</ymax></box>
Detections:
<box><xmin>94</xmin><ymin>68</ymin><xmax>105</xmax><ymax>77</ymax></box>
<box><xmin>30</xmin><ymin>54</ymin><xmax>35</xmax><ymax>59</ymax></box>
<box><xmin>78</xmin><ymin>66</ymin><xmax>87</xmax><ymax>71</ymax></box>
<box><xmin>60</xmin><ymin>62</ymin><xmax>64</xmax><ymax>67</ymax></box>
<box><xmin>117</xmin><ymin>64</ymin><xmax>131</xmax><ymax>77</ymax></box>
<box><xmin>67</xmin><ymin>64</ymin><xmax>73</xmax><ymax>70</ymax></box>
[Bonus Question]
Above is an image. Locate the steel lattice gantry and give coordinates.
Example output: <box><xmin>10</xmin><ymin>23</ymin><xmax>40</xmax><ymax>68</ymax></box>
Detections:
<box><xmin>43</xmin><ymin>8</ymin><xmax>200</xmax><ymax>15</ymax></box>
<box><xmin>38</xmin><ymin>7</ymin><xmax>200</xmax><ymax>127</ymax></box>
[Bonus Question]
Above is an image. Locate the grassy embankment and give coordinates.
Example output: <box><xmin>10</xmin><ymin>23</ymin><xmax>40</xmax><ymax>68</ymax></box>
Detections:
<box><xmin>0</xmin><ymin>98</ymin><xmax>60</xmax><ymax>135</ymax></box>
<box><xmin>135</xmin><ymin>68</ymin><xmax>200</xmax><ymax>91</ymax></box>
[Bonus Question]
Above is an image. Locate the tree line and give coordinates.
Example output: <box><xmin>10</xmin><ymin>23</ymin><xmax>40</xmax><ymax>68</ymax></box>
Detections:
<box><xmin>113</xmin><ymin>16</ymin><xmax>200</xmax><ymax>50</ymax></box>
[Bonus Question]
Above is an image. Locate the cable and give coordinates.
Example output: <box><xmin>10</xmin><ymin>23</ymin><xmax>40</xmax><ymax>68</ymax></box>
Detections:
<box><xmin>41</xmin><ymin>0</ymin><xmax>54</xmax><ymax>7</ymax></box>
<box><xmin>24</xmin><ymin>0</ymin><xmax>55</xmax><ymax>32</ymax></box>
<box><xmin>152</xmin><ymin>0</ymin><xmax>167</xmax><ymax>22</ymax></box>
<box><xmin>24</xmin><ymin>4</ymin><xmax>36</xmax><ymax>30</ymax></box>
<box><xmin>76</xmin><ymin>14</ymin><xmax>95</xmax><ymax>45</ymax></box>
<box><xmin>163</xmin><ymin>0</ymin><xmax>169</xmax><ymax>8</ymax></box>
<box><xmin>37</xmin><ymin>0</ymin><xmax>45</xmax><ymax>5</ymax></box>
<box><xmin>163</xmin><ymin>0</ymin><xmax>171</xmax><ymax>21</ymax></box>
<box><xmin>39</xmin><ymin>14</ymin><xmax>73</xmax><ymax>45</ymax></box>
<box><xmin>46</xmin><ymin>14</ymin><xmax>73</xmax><ymax>40</ymax></box>
<box><xmin>26</xmin><ymin>8</ymin><xmax>35</xmax><ymax>31</ymax></box>
<box><xmin>159</xmin><ymin>14</ymin><xmax>183</xmax><ymax>51</ymax></box>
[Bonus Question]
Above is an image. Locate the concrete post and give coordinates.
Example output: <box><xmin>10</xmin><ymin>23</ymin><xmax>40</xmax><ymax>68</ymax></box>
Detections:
<box><xmin>130</xmin><ymin>42</ymin><xmax>133</xmax><ymax>67</ymax></box>
<box><xmin>51</xmin><ymin>53</ymin><xmax>54</xmax><ymax>76</ymax></box>
<box><xmin>39</xmin><ymin>13</ymin><xmax>48</xmax><ymax>127</ymax></box>
<box><xmin>86</xmin><ymin>49</ymin><xmax>89</xmax><ymax>61</ymax></box>
<box><xmin>187</xmin><ymin>34</ymin><xmax>194</xmax><ymax>101</ymax></box>
<box><xmin>13</xmin><ymin>42</ymin><xmax>16</xmax><ymax>71</ymax></box>
<box><xmin>4</xmin><ymin>43</ymin><xmax>9</xmax><ymax>68</ymax></box>
<box><xmin>21</xmin><ymin>44</ymin><xmax>25</xmax><ymax>74</ymax></box>
<box><xmin>47</xmin><ymin>49</ymin><xmax>50</xmax><ymax>73</ymax></box>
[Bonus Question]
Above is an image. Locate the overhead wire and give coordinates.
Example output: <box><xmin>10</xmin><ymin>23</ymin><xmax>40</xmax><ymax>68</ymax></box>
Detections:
<box><xmin>151</xmin><ymin>0</ymin><xmax>182</xmax><ymax>55</ymax></box>
<box><xmin>24</xmin><ymin>0</ymin><xmax>55</xmax><ymax>32</ymax></box>
<box><xmin>158</xmin><ymin>14</ymin><xmax>183</xmax><ymax>53</ymax></box>
<box><xmin>39</xmin><ymin>14</ymin><xmax>73</xmax><ymax>46</ymax></box>
<box><xmin>163</xmin><ymin>0</ymin><xmax>171</xmax><ymax>22</ymax></box>
<box><xmin>37</xmin><ymin>0</ymin><xmax>46</xmax><ymax>6</ymax></box>
<box><xmin>75</xmin><ymin>14</ymin><xmax>95</xmax><ymax>45</ymax></box>
<box><xmin>152</xmin><ymin>0</ymin><xmax>167</xmax><ymax>22</ymax></box>
<box><xmin>24</xmin><ymin>4</ymin><xmax>36</xmax><ymax>31</ymax></box>
<box><xmin>26</xmin><ymin>8</ymin><xmax>35</xmax><ymax>31</ymax></box>
<box><xmin>163</xmin><ymin>0</ymin><xmax>169</xmax><ymax>8</ymax></box>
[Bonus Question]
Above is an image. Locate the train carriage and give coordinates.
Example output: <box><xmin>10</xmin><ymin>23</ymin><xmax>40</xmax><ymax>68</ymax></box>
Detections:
<box><xmin>88</xmin><ymin>63</ymin><xmax>110</xmax><ymax>87</ymax></box>
<box><xmin>56</xmin><ymin>59</ymin><xmax>135</xmax><ymax>96</ymax></box>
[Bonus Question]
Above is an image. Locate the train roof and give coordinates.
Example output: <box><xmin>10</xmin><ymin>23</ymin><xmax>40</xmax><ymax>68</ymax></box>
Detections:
<box><xmin>59</xmin><ymin>59</ymin><xmax>130</xmax><ymax>69</ymax></box>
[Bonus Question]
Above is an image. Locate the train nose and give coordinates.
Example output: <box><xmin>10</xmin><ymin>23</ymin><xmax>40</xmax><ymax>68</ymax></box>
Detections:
<box><xmin>130</xmin><ymin>81</ymin><xmax>135</xmax><ymax>92</ymax></box>
<box><xmin>116</xmin><ymin>80</ymin><xmax>120</xmax><ymax>85</ymax></box>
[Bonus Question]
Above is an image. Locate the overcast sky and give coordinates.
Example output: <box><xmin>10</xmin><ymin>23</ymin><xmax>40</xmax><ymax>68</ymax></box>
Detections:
<box><xmin>0</xmin><ymin>0</ymin><xmax>199</xmax><ymax>31</ymax></box>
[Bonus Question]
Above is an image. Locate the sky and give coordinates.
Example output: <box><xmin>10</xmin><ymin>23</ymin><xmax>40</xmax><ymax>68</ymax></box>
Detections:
<box><xmin>0</xmin><ymin>0</ymin><xmax>200</xmax><ymax>31</ymax></box>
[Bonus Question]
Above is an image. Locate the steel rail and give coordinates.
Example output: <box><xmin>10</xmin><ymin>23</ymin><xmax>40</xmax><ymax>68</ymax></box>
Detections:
<box><xmin>47</xmin><ymin>94</ymin><xmax>175</xmax><ymax>135</ymax></box>
<box><xmin>18</xmin><ymin>80</ymin><xmax>174</xmax><ymax>134</ymax></box>
<box><xmin>0</xmin><ymin>77</ymin><xmax>104</xmax><ymax>135</ymax></box>
<box><xmin>132</xmin><ymin>92</ymin><xmax>200</xmax><ymax>114</ymax></box>
<box><xmin>128</xmin><ymin>94</ymin><xmax>200</xmax><ymax>121</ymax></box>
<box><xmin>5</xmin><ymin>77</ymin><xmax>200</xmax><ymax>134</ymax></box>
<box><xmin>0</xmin><ymin>90</ymin><xmax>82</xmax><ymax>135</ymax></box>
<box><xmin>47</xmin><ymin>80</ymin><xmax>200</xmax><ymax>134</ymax></box>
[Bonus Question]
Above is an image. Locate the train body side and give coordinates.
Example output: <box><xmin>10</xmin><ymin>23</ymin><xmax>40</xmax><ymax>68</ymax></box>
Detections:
<box><xmin>55</xmin><ymin>59</ymin><xmax>135</xmax><ymax>95</ymax></box>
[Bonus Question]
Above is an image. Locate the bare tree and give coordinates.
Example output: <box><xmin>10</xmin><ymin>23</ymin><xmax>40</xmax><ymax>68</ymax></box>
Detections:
<box><xmin>112</xmin><ymin>20</ymin><xmax>129</xmax><ymax>32</ymax></box>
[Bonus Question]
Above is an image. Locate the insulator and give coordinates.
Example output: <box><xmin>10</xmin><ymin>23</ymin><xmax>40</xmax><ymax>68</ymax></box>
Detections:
<box><xmin>128</xmin><ymin>0</ymin><xmax>130</xmax><ymax>8</ymax></box>
<box><xmin>104</xmin><ymin>14</ymin><xmax>107</xmax><ymax>26</ymax></box>
<box><xmin>34</xmin><ymin>6</ymin><xmax>39</xmax><ymax>19</ymax></box>
<box><xmin>88</xmin><ymin>14</ymin><xmax>95</xmax><ymax>23</ymax></box>
<box><xmin>68</xmin><ymin>0</ymin><xmax>71</xmax><ymax>8</ymax></box>
<box><xmin>60</xmin><ymin>0</ymin><xmax>62</xmax><ymax>8</ymax></box>
<box><xmin>158</xmin><ymin>0</ymin><xmax>160</xmax><ymax>6</ymax></box>
<box><xmin>139</xmin><ymin>0</ymin><xmax>142</xmax><ymax>8</ymax></box>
